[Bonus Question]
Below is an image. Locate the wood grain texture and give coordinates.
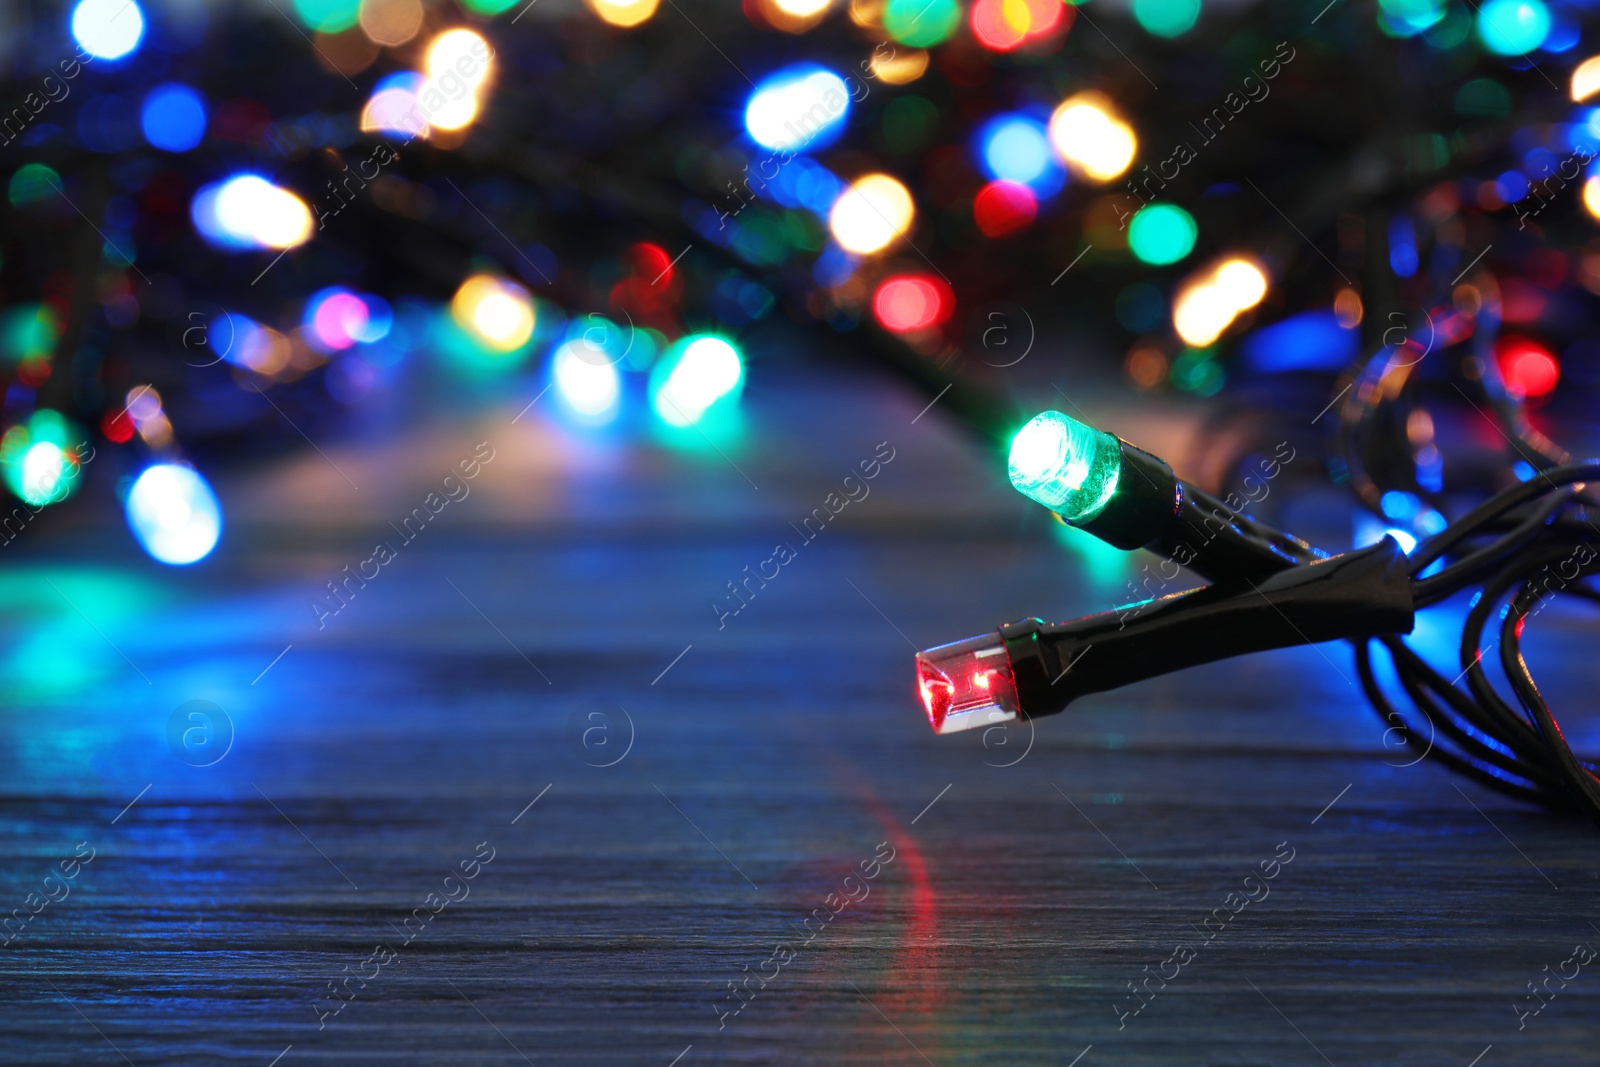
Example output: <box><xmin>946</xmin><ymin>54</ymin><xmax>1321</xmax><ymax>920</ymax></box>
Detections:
<box><xmin>0</xmin><ymin>368</ymin><xmax>1595</xmax><ymax>1066</ymax></box>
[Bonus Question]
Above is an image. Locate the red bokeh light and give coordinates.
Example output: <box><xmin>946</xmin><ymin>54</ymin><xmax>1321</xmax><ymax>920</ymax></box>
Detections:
<box><xmin>971</xmin><ymin>0</ymin><xmax>1066</xmax><ymax>51</ymax></box>
<box><xmin>628</xmin><ymin>242</ymin><xmax>674</xmax><ymax>286</ymax></box>
<box><xmin>972</xmin><ymin>180</ymin><xmax>1037</xmax><ymax>237</ymax></box>
<box><xmin>103</xmin><ymin>410</ymin><xmax>134</xmax><ymax>444</ymax></box>
<box><xmin>873</xmin><ymin>275</ymin><xmax>953</xmax><ymax>333</ymax></box>
<box><xmin>1497</xmin><ymin>337</ymin><xmax>1560</xmax><ymax>399</ymax></box>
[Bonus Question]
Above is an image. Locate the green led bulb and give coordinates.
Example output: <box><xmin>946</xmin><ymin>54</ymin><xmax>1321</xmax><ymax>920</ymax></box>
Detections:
<box><xmin>1008</xmin><ymin>411</ymin><xmax>1123</xmax><ymax>523</ymax></box>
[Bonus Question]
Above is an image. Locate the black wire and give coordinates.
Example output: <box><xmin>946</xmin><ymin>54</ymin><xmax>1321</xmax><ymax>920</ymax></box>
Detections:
<box><xmin>1411</xmin><ymin>492</ymin><xmax>1573</xmax><ymax>606</ymax></box>
<box><xmin>1352</xmin><ymin>463</ymin><xmax>1600</xmax><ymax>825</ymax></box>
<box><xmin>1502</xmin><ymin>571</ymin><xmax>1600</xmax><ymax>818</ymax></box>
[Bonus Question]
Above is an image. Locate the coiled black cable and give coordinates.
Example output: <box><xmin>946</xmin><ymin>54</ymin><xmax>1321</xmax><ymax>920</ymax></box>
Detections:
<box><xmin>1356</xmin><ymin>462</ymin><xmax>1600</xmax><ymax>824</ymax></box>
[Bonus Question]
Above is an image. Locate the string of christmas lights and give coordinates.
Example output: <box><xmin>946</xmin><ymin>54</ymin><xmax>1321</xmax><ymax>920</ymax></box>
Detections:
<box><xmin>919</xmin><ymin>407</ymin><xmax>1599</xmax><ymax>825</ymax></box>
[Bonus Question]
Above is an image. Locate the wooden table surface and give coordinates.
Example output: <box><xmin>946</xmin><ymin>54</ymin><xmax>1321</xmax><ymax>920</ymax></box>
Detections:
<box><xmin>1</xmin><ymin>362</ymin><xmax>1595</xmax><ymax>1066</ymax></box>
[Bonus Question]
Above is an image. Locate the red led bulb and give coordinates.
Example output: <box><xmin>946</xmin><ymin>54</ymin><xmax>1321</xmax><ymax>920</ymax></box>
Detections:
<box><xmin>915</xmin><ymin>633</ymin><xmax>1022</xmax><ymax>733</ymax></box>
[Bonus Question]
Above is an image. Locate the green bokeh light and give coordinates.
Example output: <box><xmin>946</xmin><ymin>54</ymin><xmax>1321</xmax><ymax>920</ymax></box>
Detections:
<box><xmin>650</xmin><ymin>334</ymin><xmax>744</xmax><ymax>429</ymax></box>
<box><xmin>0</xmin><ymin>304</ymin><xmax>61</xmax><ymax>363</ymax></box>
<box><xmin>9</xmin><ymin>164</ymin><xmax>60</xmax><ymax>209</ymax></box>
<box><xmin>1008</xmin><ymin>411</ymin><xmax>1123</xmax><ymax>523</ymax></box>
<box><xmin>462</xmin><ymin>0</ymin><xmax>521</xmax><ymax>12</ymax></box>
<box><xmin>1</xmin><ymin>411</ymin><xmax>86</xmax><ymax>506</ymax></box>
<box><xmin>1476</xmin><ymin>0</ymin><xmax>1550</xmax><ymax>55</ymax></box>
<box><xmin>292</xmin><ymin>0</ymin><xmax>360</xmax><ymax>32</ymax></box>
<box><xmin>1128</xmin><ymin>203</ymin><xmax>1197</xmax><ymax>266</ymax></box>
<box><xmin>884</xmin><ymin>0</ymin><xmax>961</xmax><ymax>47</ymax></box>
<box><xmin>1378</xmin><ymin>0</ymin><xmax>1444</xmax><ymax>36</ymax></box>
<box><xmin>1170</xmin><ymin>348</ymin><xmax>1225</xmax><ymax>396</ymax></box>
<box><xmin>1132</xmin><ymin>0</ymin><xmax>1201</xmax><ymax>38</ymax></box>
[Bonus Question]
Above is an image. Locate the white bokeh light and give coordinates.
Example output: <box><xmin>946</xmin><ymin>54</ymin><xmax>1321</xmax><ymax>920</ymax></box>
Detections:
<box><xmin>553</xmin><ymin>342</ymin><xmax>622</xmax><ymax>419</ymax></box>
<box><xmin>126</xmin><ymin>464</ymin><xmax>223</xmax><ymax>565</ymax></box>
<box><xmin>72</xmin><ymin>0</ymin><xmax>145</xmax><ymax>61</ymax></box>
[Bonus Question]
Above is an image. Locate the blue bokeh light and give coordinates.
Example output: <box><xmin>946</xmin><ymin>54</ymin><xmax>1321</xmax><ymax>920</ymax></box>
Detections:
<box><xmin>1380</xmin><ymin>490</ymin><xmax>1422</xmax><ymax>522</ymax></box>
<box><xmin>141</xmin><ymin>84</ymin><xmax>208</xmax><ymax>153</ymax></box>
<box><xmin>977</xmin><ymin>114</ymin><xmax>1065</xmax><ymax>195</ymax></box>
<box><xmin>1241</xmin><ymin>310</ymin><xmax>1358</xmax><ymax>373</ymax></box>
<box><xmin>1388</xmin><ymin>215</ymin><xmax>1418</xmax><ymax>277</ymax></box>
<box><xmin>1495</xmin><ymin>169</ymin><xmax>1529</xmax><ymax>201</ymax></box>
<box><xmin>766</xmin><ymin>156</ymin><xmax>842</xmax><ymax>214</ymax></box>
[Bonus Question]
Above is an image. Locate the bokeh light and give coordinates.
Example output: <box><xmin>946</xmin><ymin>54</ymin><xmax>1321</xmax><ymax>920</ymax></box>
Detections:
<box><xmin>829</xmin><ymin>174</ymin><xmax>915</xmax><ymax>254</ymax></box>
<box><xmin>141</xmin><ymin>85</ymin><xmax>208</xmax><ymax>153</ymax></box>
<box><xmin>0</xmin><ymin>411</ymin><xmax>84</xmax><ymax>506</ymax></box>
<box><xmin>1476</xmin><ymin>0</ymin><xmax>1550</xmax><ymax>54</ymax></box>
<box><xmin>586</xmin><ymin>0</ymin><xmax>661</xmax><ymax>27</ymax></box>
<box><xmin>125</xmin><ymin>386</ymin><xmax>174</xmax><ymax>449</ymax></box>
<box><xmin>72</xmin><ymin>0</ymin><xmax>145</xmax><ymax>60</ymax></box>
<box><xmin>192</xmin><ymin>175</ymin><xmax>314</xmax><ymax>251</ymax></box>
<box><xmin>870</xmin><ymin>47</ymin><xmax>930</xmax><ymax>84</ymax></box>
<box><xmin>873</xmin><ymin>275</ymin><xmax>953</xmax><ymax>332</ymax></box>
<box><xmin>9</xmin><ymin>164</ymin><xmax>61</xmax><ymax>209</ymax></box>
<box><xmin>970</xmin><ymin>0</ymin><xmax>1066</xmax><ymax>51</ymax></box>
<box><xmin>294</xmin><ymin>0</ymin><xmax>360</xmax><ymax>31</ymax></box>
<box><xmin>758</xmin><ymin>0</ymin><xmax>834</xmax><ymax>33</ymax></box>
<box><xmin>427</xmin><ymin>29</ymin><xmax>493</xmax><ymax>91</ymax></box>
<box><xmin>651</xmin><ymin>335</ymin><xmax>745</xmax><ymax>427</ymax></box>
<box><xmin>306</xmin><ymin>288</ymin><xmax>390</xmax><ymax>352</ymax></box>
<box><xmin>1049</xmin><ymin>94</ymin><xmax>1137</xmax><ymax>182</ymax></box>
<box><xmin>360</xmin><ymin>0</ymin><xmax>424</xmax><ymax>45</ymax></box>
<box><xmin>126</xmin><ymin>464</ymin><xmax>223</xmax><ymax>566</ymax></box>
<box><xmin>552</xmin><ymin>341</ymin><xmax>623</xmax><ymax>420</ymax></box>
<box><xmin>745</xmin><ymin>66</ymin><xmax>851</xmax><ymax>153</ymax></box>
<box><xmin>978</xmin><ymin>114</ymin><xmax>1061</xmax><ymax>192</ymax></box>
<box><xmin>362</xmin><ymin>72</ymin><xmax>427</xmax><ymax>137</ymax></box>
<box><xmin>1133</xmin><ymin>0</ymin><xmax>1200</xmax><ymax>38</ymax></box>
<box><xmin>21</xmin><ymin>444</ymin><xmax>68</xmax><ymax>503</ymax></box>
<box><xmin>1498</xmin><ymin>337</ymin><xmax>1560</xmax><ymax>398</ymax></box>
<box><xmin>884</xmin><ymin>0</ymin><xmax>961</xmax><ymax>46</ymax></box>
<box><xmin>972</xmin><ymin>180</ymin><xmax>1038</xmax><ymax>237</ymax></box>
<box><xmin>1169</xmin><ymin>348</ymin><xmax>1225</xmax><ymax>395</ymax></box>
<box><xmin>1127</xmin><ymin>203</ymin><xmax>1197</xmax><ymax>265</ymax></box>
<box><xmin>1</xmin><ymin>304</ymin><xmax>61</xmax><ymax>366</ymax></box>
<box><xmin>1378</xmin><ymin>0</ymin><xmax>1445</xmax><ymax>36</ymax></box>
<box><xmin>1215</xmin><ymin>258</ymin><xmax>1268</xmax><ymax>307</ymax></box>
<box><xmin>216</xmin><ymin>313</ymin><xmax>294</xmax><ymax>376</ymax></box>
<box><xmin>418</xmin><ymin>28</ymin><xmax>492</xmax><ymax>131</ymax></box>
<box><xmin>1173</xmin><ymin>257</ymin><xmax>1268</xmax><ymax>346</ymax></box>
<box><xmin>1572</xmin><ymin>54</ymin><xmax>1600</xmax><ymax>101</ymax></box>
<box><xmin>451</xmin><ymin>274</ymin><xmax>535</xmax><ymax>352</ymax></box>
<box><xmin>1585</xmin><ymin>175</ymin><xmax>1600</xmax><ymax>218</ymax></box>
